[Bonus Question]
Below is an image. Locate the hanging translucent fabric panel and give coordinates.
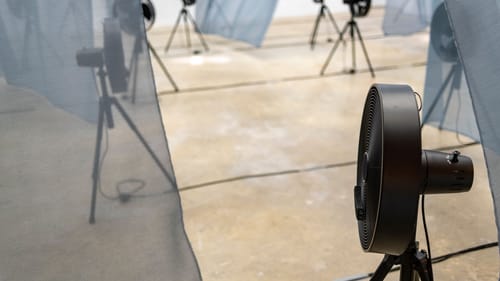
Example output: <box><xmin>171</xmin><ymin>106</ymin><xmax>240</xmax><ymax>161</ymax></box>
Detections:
<box><xmin>445</xmin><ymin>0</ymin><xmax>500</xmax><ymax>257</ymax></box>
<box><xmin>421</xmin><ymin>2</ymin><xmax>479</xmax><ymax>140</ymax></box>
<box><xmin>196</xmin><ymin>0</ymin><xmax>278</xmax><ymax>47</ymax></box>
<box><xmin>382</xmin><ymin>0</ymin><xmax>441</xmax><ymax>35</ymax></box>
<box><xmin>0</xmin><ymin>0</ymin><xmax>202</xmax><ymax>280</ymax></box>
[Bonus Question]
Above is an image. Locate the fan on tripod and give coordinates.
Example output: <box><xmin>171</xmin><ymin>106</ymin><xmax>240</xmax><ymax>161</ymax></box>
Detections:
<box><xmin>309</xmin><ymin>0</ymin><xmax>341</xmax><ymax>50</ymax></box>
<box><xmin>421</xmin><ymin>3</ymin><xmax>478</xmax><ymax>140</ymax></box>
<box><xmin>76</xmin><ymin>19</ymin><xmax>175</xmax><ymax>224</ymax></box>
<box><xmin>113</xmin><ymin>0</ymin><xmax>179</xmax><ymax>97</ymax></box>
<box><xmin>354</xmin><ymin>84</ymin><xmax>473</xmax><ymax>280</ymax></box>
<box><xmin>320</xmin><ymin>0</ymin><xmax>375</xmax><ymax>77</ymax></box>
<box><xmin>141</xmin><ymin>0</ymin><xmax>156</xmax><ymax>31</ymax></box>
<box><xmin>164</xmin><ymin>0</ymin><xmax>209</xmax><ymax>54</ymax></box>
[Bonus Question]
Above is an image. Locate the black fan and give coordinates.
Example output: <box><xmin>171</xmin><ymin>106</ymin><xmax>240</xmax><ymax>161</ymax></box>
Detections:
<box><xmin>103</xmin><ymin>19</ymin><xmax>128</xmax><ymax>93</ymax></box>
<box><xmin>113</xmin><ymin>0</ymin><xmax>156</xmax><ymax>34</ymax></box>
<box><xmin>183</xmin><ymin>0</ymin><xmax>196</xmax><ymax>6</ymax></box>
<box><xmin>355</xmin><ymin>84</ymin><xmax>473</xmax><ymax>280</ymax></box>
<box><xmin>430</xmin><ymin>3</ymin><xmax>457</xmax><ymax>63</ymax></box>
<box><xmin>344</xmin><ymin>0</ymin><xmax>371</xmax><ymax>17</ymax></box>
<box><xmin>142</xmin><ymin>0</ymin><xmax>156</xmax><ymax>31</ymax></box>
<box><xmin>76</xmin><ymin>19</ymin><xmax>127</xmax><ymax>94</ymax></box>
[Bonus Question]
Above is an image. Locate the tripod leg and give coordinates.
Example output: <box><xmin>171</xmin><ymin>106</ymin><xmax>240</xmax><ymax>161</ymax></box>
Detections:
<box><xmin>183</xmin><ymin>11</ymin><xmax>191</xmax><ymax>48</ymax></box>
<box><xmin>353</xmin><ymin>22</ymin><xmax>375</xmax><ymax>78</ymax></box>
<box><xmin>111</xmin><ymin>98</ymin><xmax>176</xmax><ymax>186</ymax></box>
<box><xmin>438</xmin><ymin>78</ymin><xmax>455</xmax><ymax>129</ymax></box>
<box><xmin>186</xmin><ymin>10</ymin><xmax>210</xmax><ymax>52</ymax></box>
<box><xmin>130</xmin><ymin>53</ymin><xmax>139</xmax><ymax>104</ymax></box>
<box><xmin>148</xmin><ymin>41</ymin><xmax>179</xmax><ymax>92</ymax></box>
<box><xmin>320</xmin><ymin>22</ymin><xmax>350</xmax><ymax>75</ymax></box>
<box><xmin>89</xmin><ymin>99</ymin><xmax>106</xmax><ymax>224</ymax></box>
<box><xmin>165</xmin><ymin>10</ymin><xmax>183</xmax><ymax>53</ymax></box>
<box><xmin>310</xmin><ymin>6</ymin><xmax>324</xmax><ymax>50</ymax></box>
<box><xmin>351</xmin><ymin>22</ymin><xmax>356</xmax><ymax>74</ymax></box>
<box><xmin>421</xmin><ymin>65</ymin><xmax>456</xmax><ymax>127</ymax></box>
<box><xmin>325</xmin><ymin>6</ymin><xmax>341</xmax><ymax>35</ymax></box>
<box><xmin>399</xmin><ymin>253</ymin><xmax>418</xmax><ymax>281</ymax></box>
<box><xmin>370</xmin><ymin>255</ymin><xmax>398</xmax><ymax>281</ymax></box>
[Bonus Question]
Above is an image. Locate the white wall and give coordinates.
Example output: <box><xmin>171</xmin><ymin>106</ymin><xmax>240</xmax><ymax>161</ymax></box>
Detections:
<box><xmin>153</xmin><ymin>0</ymin><xmax>386</xmax><ymax>28</ymax></box>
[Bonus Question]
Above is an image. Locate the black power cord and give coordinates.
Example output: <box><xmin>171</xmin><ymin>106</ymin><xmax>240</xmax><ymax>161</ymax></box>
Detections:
<box><xmin>421</xmin><ymin>194</ymin><xmax>434</xmax><ymax>279</ymax></box>
<box><xmin>96</xmin><ymin>126</ymin><xmax>149</xmax><ymax>203</ymax></box>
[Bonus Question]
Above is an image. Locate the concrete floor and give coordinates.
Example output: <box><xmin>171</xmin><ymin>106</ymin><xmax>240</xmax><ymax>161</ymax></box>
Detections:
<box><xmin>149</xmin><ymin>7</ymin><xmax>499</xmax><ymax>281</ymax></box>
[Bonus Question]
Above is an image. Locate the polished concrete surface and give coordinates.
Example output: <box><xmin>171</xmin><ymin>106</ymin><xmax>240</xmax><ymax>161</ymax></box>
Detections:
<box><xmin>149</xmin><ymin>7</ymin><xmax>499</xmax><ymax>281</ymax></box>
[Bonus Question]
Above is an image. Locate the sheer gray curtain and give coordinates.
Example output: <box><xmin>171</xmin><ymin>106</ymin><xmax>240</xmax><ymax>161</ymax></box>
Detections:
<box><xmin>445</xmin><ymin>0</ymin><xmax>500</xmax><ymax>260</ymax></box>
<box><xmin>383</xmin><ymin>0</ymin><xmax>441</xmax><ymax>35</ymax></box>
<box><xmin>0</xmin><ymin>0</ymin><xmax>202</xmax><ymax>280</ymax></box>
<box><xmin>196</xmin><ymin>0</ymin><xmax>278</xmax><ymax>47</ymax></box>
<box><xmin>421</xmin><ymin>2</ymin><xmax>479</xmax><ymax>140</ymax></box>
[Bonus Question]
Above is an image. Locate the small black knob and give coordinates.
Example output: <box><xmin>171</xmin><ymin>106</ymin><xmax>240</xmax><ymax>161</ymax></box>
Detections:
<box><xmin>447</xmin><ymin>150</ymin><xmax>460</xmax><ymax>163</ymax></box>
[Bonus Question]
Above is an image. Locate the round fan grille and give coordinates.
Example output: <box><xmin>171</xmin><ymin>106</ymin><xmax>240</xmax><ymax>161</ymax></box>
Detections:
<box><xmin>355</xmin><ymin>84</ymin><xmax>421</xmax><ymax>255</ymax></box>
<box><xmin>431</xmin><ymin>3</ymin><xmax>458</xmax><ymax>63</ymax></box>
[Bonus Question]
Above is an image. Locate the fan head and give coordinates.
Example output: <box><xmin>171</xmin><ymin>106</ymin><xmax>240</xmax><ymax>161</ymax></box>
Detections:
<box><xmin>354</xmin><ymin>84</ymin><xmax>473</xmax><ymax>256</ymax></box>
<box><xmin>344</xmin><ymin>0</ymin><xmax>371</xmax><ymax>17</ymax></box>
<box><xmin>113</xmin><ymin>0</ymin><xmax>155</xmax><ymax>35</ymax></box>
<box><xmin>183</xmin><ymin>0</ymin><xmax>196</xmax><ymax>6</ymax></box>
<box><xmin>431</xmin><ymin>3</ymin><xmax>458</xmax><ymax>63</ymax></box>
<box><xmin>103</xmin><ymin>18</ymin><xmax>128</xmax><ymax>93</ymax></box>
<box><xmin>142</xmin><ymin>0</ymin><xmax>156</xmax><ymax>31</ymax></box>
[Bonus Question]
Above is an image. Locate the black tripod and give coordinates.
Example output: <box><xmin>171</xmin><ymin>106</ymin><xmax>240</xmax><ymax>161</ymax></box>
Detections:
<box><xmin>89</xmin><ymin>63</ymin><xmax>175</xmax><ymax>224</ymax></box>
<box><xmin>164</xmin><ymin>3</ymin><xmax>209</xmax><ymax>53</ymax></box>
<box><xmin>310</xmin><ymin>0</ymin><xmax>341</xmax><ymax>50</ymax></box>
<box><xmin>421</xmin><ymin>63</ymin><xmax>462</xmax><ymax>129</ymax></box>
<box><xmin>320</xmin><ymin>14</ymin><xmax>375</xmax><ymax>77</ymax></box>
<box><xmin>371</xmin><ymin>242</ymin><xmax>433</xmax><ymax>281</ymax></box>
<box><xmin>128</xmin><ymin>35</ymin><xmax>179</xmax><ymax>103</ymax></box>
